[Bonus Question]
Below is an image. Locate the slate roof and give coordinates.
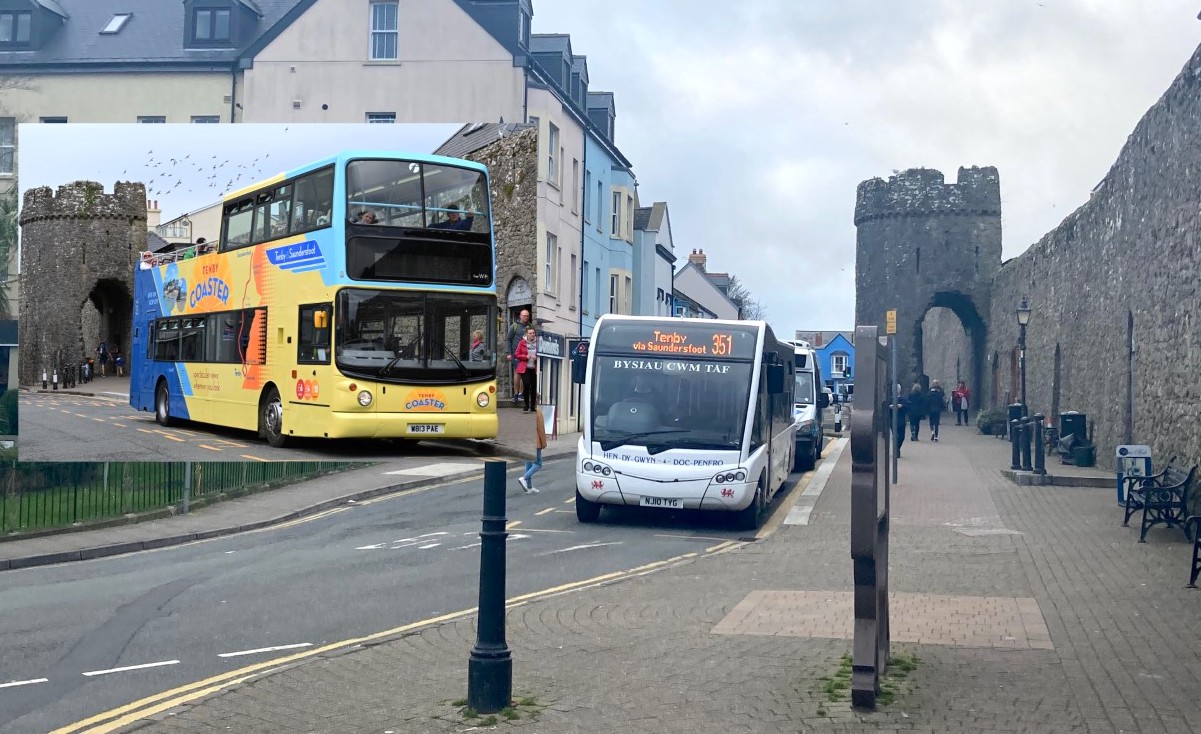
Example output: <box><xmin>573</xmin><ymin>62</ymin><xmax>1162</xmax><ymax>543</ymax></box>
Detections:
<box><xmin>146</xmin><ymin>231</ymin><xmax>172</xmax><ymax>253</ymax></box>
<box><xmin>0</xmin><ymin>0</ymin><xmax>311</xmax><ymax>68</ymax></box>
<box><xmin>434</xmin><ymin>121</ymin><xmax>536</xmax><ymax>160</ymax></box>
<box><xmin>33</xmin><ymin>0</ymin><xmax>68</xmax><ymax>18</ymax></box>
<box><xmin>528</xmin><ymin>33</ymin><xmax>571</xmax><ymax>56</ymax></box>
<box><xmin>634</xmin><ymin>206</ymin><xmax>652</xmax><ymax>231</ymax></box>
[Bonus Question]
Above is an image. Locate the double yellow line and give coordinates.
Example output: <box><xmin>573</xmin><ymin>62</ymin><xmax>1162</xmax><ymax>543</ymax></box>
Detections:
<box><xmin>51</xmin><ymin>551</ymin><xmax>707</xmax><ymax>734</ymax></box>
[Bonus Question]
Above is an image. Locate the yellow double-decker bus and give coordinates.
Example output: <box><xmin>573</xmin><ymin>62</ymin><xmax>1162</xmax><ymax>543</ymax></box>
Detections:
<box><xmin>131</xmin><ymin>151</ymin><xmax>499</xmax><ymax>447</ymax></box>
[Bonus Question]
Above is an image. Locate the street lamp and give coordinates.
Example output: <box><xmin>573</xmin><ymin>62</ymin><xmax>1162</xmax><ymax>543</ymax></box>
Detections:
<box><xmin>1016</xmin><ymin>297</ymin><xmax>1031</xmax><ymax>416</ymax></box>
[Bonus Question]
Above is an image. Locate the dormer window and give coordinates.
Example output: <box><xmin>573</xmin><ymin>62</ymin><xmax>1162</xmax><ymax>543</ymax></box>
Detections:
<box><xmin>0</xmin><ymin>11</ymin><xmax>31</xmax><ymax>45</ymax></box>
<box><xmin>194</xmin><ymin>7</ymin><xmax>231</xmax><ymax>42</ymax></box>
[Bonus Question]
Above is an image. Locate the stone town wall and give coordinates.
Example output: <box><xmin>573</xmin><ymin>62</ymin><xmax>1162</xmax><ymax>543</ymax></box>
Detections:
<box><xmin>18</xmin><ymin>181</ymin><xmax>146</xmax><ymax>386</ymax></box>
<box><xmin>987</xmin><ymin>43</ymin><xmax>1201</xmax><ymax>469</ymax></box>
<box><xmin>461</xmin><ymin>127</ymin><xmax>538</xmax><ymax>399</ymax></box>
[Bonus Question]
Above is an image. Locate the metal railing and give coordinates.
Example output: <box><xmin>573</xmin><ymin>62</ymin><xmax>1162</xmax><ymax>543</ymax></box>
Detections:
<box><xmin>0</xmin><ymin>461</ymin><xmax>364</xmax><ymax>535</ymax></box>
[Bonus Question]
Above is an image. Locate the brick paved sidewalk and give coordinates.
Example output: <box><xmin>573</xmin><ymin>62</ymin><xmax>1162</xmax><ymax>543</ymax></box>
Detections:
<box><xmin>117</xmin><ymin>427</ymin><xmax>1201</xmax><ymax>734</ymax></box>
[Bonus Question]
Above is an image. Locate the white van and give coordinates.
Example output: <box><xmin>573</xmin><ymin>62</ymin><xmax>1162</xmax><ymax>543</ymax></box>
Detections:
<box><xmin>789</xmin><ymin>342</ymin><xmax>828</xmax><ymax>471</ymax></box>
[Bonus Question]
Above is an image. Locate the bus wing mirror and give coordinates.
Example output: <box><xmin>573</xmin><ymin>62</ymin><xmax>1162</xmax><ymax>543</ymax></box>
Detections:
<box><xmin>819</xmin><ymin>391</ymin><xmax>830</xmax><ymax>409</ymax></box>
<box><xmin>766</xmin><ymin>364</ymin><xmax>785</xmax><ymax>394</ymax></box>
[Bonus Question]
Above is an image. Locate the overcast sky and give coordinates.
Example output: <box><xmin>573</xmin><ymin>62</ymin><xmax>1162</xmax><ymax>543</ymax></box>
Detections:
<box><xmin>531</xmin><ymin>0</ymin><xmax>1201</xmax><ymax>334</ymax></box>
<box><xmin>17</xmin><ymin>2</ymin><xmax>1201</xmax><ymax>336</ymax></box>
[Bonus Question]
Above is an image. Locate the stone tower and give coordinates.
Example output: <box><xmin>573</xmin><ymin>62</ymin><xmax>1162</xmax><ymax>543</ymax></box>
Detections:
<box><xmin>853</xmin><ymin>167</ymin><xmax>1002</xmax><ymax>404</ymax></box>
<box><xmin>19</xmin><ymin>181</ymin><xmax>146</xmax><ymax>386</ymax></box>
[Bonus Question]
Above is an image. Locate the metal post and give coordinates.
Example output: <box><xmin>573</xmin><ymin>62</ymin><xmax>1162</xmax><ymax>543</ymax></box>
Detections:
<box><xmin>1019</xmin><ymin>329</ymin><xmax>1027</xmax><ymax>418</ymax></box>
<box><xmin>52</xmin><ymin>369</ymin><xmax>58</xmax><ymax>390</ymax></box>
<box><xmin>1020</xmin><ymin>417</ymin><xmax>1033</xmax><ymax>471</ymax></box>
<box><xmin>1011</xmin><ymin>419</ymin><xmax>1021</xmax><ymax>470</ymax></box>
<box><xmin>182</xmin><ymin>462</ymin><xmax>192</xmax><ymax>514</ymax></box>
<box><xmin>890</xmin><ymin>336</ymin><xmax>898</xmax><ymax>483</ymax></box>
<box><xmin>1032</xmin><ymin>413</ymin><xmax>1046</xmax><ymax>475</ymax></box>
<box><xmin>468</xmin><ymin>461</ymin><xmax>512</xmax><ymax>714</ymax></box>
<box><xmin>42</xmin><ymin>369</ymin><xmax>47</xmax><ymax>389</ymax></box>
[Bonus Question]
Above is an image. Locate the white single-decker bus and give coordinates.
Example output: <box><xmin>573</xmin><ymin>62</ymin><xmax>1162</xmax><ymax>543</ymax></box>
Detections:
<box><xmin>575</xmin><ymin>315</ymin><xmax>796</xmax><ymax>529</ymax></box>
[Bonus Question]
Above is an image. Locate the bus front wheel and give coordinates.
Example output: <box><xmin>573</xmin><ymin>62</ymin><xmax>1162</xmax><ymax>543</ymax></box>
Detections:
<box><xmin>575</xmin><ymin>489</ymin><xmax>601</xmax><ymax>523</ymax></box>
<box><xmin>260</xmin><ymin>387</ymin><xmax>290</xmax><ymax>448</ymax></box>
<box><xmin>155</xmin><ymin>382</ymin><xmax>176</xmax><ymax>427</ymax></box>
<box><xmin>735</xmin><ymin>480</ymin><xmax>765</xmax><ymax>531</ymax></box>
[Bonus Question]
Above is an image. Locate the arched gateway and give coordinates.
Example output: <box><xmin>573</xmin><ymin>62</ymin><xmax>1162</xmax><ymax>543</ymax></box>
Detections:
<box><xmin>853</xmin><ymin>167</ymin><xmax>1002</xmax><ymax>412</ymax></box>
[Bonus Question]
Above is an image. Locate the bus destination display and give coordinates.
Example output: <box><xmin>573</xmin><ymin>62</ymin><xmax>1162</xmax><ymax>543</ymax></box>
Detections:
<box><xmin>596</xmin><ymin>323</ymin><xmax>758</xmax><ymax>359</ymax></box>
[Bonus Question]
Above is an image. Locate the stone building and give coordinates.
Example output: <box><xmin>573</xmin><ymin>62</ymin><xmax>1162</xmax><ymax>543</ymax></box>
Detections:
<box><xmin>18</xmin><ymin>180</ymin><xmax>145</xmax><ymax>386</ymax></box>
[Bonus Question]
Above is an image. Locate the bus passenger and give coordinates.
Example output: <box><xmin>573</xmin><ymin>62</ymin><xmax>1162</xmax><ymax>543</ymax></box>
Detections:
<box><xmin>469</xmin><ymin>329</ymin><xmax>488</xmax><ymax>361</ymax></box>
<box><xmin>355</xmin><ymin>209</ymin><xmax>379</xmax><ymax>224</ymax></box>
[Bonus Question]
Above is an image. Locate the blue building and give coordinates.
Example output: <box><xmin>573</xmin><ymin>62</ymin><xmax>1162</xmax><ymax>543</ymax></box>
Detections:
<box><xmin>795</xmin><ymin>330</ymin><xmax>855</xmax><ymax>396</ymax></box>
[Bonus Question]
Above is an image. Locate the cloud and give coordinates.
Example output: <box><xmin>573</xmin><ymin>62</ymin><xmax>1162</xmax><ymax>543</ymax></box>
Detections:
<box><xmin>531</xmin><ymin>0</ymin><xmax>1201</xmax><ymax>331</ymax></box>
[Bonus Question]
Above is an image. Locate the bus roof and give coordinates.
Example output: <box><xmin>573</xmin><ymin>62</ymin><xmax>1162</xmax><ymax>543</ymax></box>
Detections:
<box><xmin>221</xmin><ymin>150</ymin><xmax>489</xmax><ymax>203</ymax></box>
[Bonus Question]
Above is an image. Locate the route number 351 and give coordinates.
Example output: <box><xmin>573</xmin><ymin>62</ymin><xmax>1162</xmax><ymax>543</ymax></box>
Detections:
<box><xmin>711</xmin><ymin>333</ymin><xmax>733</xmax><ymax>355</ymax></box>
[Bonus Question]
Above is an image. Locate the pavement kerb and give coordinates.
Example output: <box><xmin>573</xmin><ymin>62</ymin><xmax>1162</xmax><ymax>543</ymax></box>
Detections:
<box><xmin>0</xmin><ymin>453</ymin><xmax>576</xmax><ymax>572</ymax></box>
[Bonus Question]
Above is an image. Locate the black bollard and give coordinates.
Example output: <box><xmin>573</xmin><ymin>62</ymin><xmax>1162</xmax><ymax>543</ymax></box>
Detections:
<box><xmin>1020</xmin><ymin>417</ymin><xmax>1033</xmax><ymax>471</ymax></box>
<box><xmin>468</xmin><ymin>460</ymin><xmax>512</xmax><ymax>714</ymax></box>
<box><xmin>52</xmin><ymin>369</ymin><xmax>58</xmax><ymax>390</ymax></box>
<box><xmin>1010</xmin><ymin>419</ymin><xmax>1021</xmax><ymax>470</ymax></box>
<box><xmin>42</xmin><ymin>369</ymin><xmax>47</xmax><ymax>389</ymax></box>
<box><xmin>1032</xmin><ymin>413</ymin><xmax>1046</xmax><ymax>475</ymax></box>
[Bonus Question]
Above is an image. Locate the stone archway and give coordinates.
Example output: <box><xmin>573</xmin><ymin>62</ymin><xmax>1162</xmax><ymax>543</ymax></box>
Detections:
<box><xmin>915</xmin><ymin>291</ymin><xmax>986</xmax><ymax>411</ymax></box>
<box><xmin>82</xmin><ymin>277</ymin><xmax>133</xmax><ymax>368</ymax></box>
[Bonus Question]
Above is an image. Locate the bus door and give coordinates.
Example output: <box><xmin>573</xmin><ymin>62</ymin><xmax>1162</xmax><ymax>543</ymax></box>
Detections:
<box><xmin>292</xmin><ymin>303</ymin><xmax>335</xmax><ymax>429</ymax></box>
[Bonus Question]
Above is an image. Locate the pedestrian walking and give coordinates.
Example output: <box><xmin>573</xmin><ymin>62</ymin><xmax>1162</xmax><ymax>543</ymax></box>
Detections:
<box><xmin>927</xmin><ymin>380</ymin><xmax>946</xmax><ymax>441</ymax></box>
<box><xmin>518</xmin><ymin>396</ymin><xmax>546</xmax><ymax>494</ymax></box>
<box><xmin>97</xmin><ymin>342</ymin><xmax>109</xmax><ymax>377</ymax></box>
<box><xmin>952</xmin><ymin>381</ymin><xmax>971</xmax><ymax>426</ymax></box>
<box><xmin>114</xmin><ymin>350</ymin><xmax>125</xmax><ymax>377</ymax></box>
<box><xmin>907</xmin><ymin>383</ymin><xmax>926</xmax><ymax>441</ymax></box>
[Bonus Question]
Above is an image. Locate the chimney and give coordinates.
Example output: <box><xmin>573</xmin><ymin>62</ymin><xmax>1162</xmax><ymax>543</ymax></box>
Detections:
<box><xmin>688</xmin><ymin>248</ymin><xmax>707</xmax><ymax>271</ymax></box>
<box><xmin>146</xmin><ymin>199</ymin><xmax>162</xmax><ymax>230</ymax></box>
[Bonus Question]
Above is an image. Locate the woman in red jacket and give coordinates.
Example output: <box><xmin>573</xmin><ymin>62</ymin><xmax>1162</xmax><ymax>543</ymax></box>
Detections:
<box><xmin>513</xmin><ymin>327</ymin><xmax>538</xmax><ymax>413</ymax></box>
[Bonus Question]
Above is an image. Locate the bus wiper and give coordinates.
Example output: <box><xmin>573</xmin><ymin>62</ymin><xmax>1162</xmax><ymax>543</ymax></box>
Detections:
<box><xmin>598</xmin><ymin>429</ymin><xmax>687</xmax><ymax>452</ymax></box>
<box><xmin>379</xmin><ymin>353</ymin><xmax>404</xmax><ymax>377</ymax></box>
<box><xmin>440</xmin><ymin>343</ymin><xmax>469</xmax><ymax>379</ymax></box>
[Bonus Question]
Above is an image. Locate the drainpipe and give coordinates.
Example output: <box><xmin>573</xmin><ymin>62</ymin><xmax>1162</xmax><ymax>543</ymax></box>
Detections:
<box><xmin>229</xmin><ymin>65</ymin><xmax>238</xmax><ymax>123</ymax></box>
<box><xmin>578</xmin><ymin>142</ymin><xmax>587</xmax><ymax>337</ymax></box>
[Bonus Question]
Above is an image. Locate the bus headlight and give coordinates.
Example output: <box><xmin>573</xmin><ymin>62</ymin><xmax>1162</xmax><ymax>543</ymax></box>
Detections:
<box><xmin>476</xmin><ymin>392</ymin><xmax>490</xmax><ymax>408</ymax></box>
<box><xmin>713</xmin><ymin>469</ymin><xmax>747</xmax><ymax>484</ymax></box>
<box><xmin>357</xmin><ymin>390</ymin><xmax>373</xmax><ymax>407</ymax></box>
<box><xmin>582</xmin><ymin>460</ymin><xmax>612</xmax><ymax>476</ymax></box>
<box><xmin>798</xmin><ymin>419</ymin><xmax>815</xmax><ymax>433</ymax></box>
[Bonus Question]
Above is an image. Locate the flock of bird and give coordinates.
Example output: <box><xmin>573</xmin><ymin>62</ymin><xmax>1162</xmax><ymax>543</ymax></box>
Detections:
<box><xmin>121</xmin><ymin>149</ymin><xmax>275</xmax><ymax>206</ymax></box>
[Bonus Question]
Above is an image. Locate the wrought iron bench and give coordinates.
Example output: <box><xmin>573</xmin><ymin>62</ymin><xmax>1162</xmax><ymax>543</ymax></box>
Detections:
<box><xmin>1120</xmin><ymin>455</ymin><xmax>1177</xmax><ymax>508</ymax></box>
<box><xmin>1122</xmin><ymin>464</ymin><xmax>1197</xmax><ymax>543</ymax></box>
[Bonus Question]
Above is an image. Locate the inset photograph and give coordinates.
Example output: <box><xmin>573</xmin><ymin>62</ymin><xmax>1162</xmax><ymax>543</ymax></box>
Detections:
<box><xmin>17</xmin><ymin>122</ymin><xmax>530</xmax><ymax>461</ymax></box>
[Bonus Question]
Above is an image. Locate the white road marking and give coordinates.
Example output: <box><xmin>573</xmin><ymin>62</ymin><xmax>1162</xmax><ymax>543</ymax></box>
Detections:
<box><xmin>547</xmin><ymin>541</ymin><xmax>622</xmax><ymax>554</ymax></box>
<box><xmin>0</xmin><ymin>678</ymin><xmax>48</xmax><ymax>689</ymax></box>
<box><xmin>218</xmin><ymin>643</ymin><xmax>313</xmax><ymax>658</ymax></box>
<box><xmin>785</xmin><ymin>437</ymin><xmax>846</xmax><ymax>526</ymax></box>
<box><xmin>534</xmin><ymin>507</ymin><xmax>556</xmax><ymax>516</ymax></box>
<box><xmin>383</xmin><ymin>462</ymin><xmax>480</xmax><ymax>477</ymax></box>
<box><xmin>418</xmin><ymin>543</ymin><xmax>441</xmax><ymax>550</ymax></box>
<box><xmin>83</xmin><ymin>660</ymin><xmax>180</xmax><ymax>677</ymax></box>
<box><xmin>393</xmin><ymin>531</ymin><xmax>448</xmax><ymax>543</ymax></box>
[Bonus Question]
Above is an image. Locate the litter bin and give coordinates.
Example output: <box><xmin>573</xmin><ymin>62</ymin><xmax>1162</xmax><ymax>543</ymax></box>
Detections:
<box><xmin>1059</xmin><ymin>411</ymin><xmax>1086</xmax><ymax>443</ymax></box>
<box><xmin>1072</xmin><ymin>444</ymin><xmax>1096</xmax><ymax>467</ymax></box>
<box><xmin>1007</xmin><ymin>403</ymin><xmax>1024</xmax><ymax>440</ymax></box>
<box><xmin>1115</xmin><ymin>445</ymin><xmax>1152</xmax><ymax>505</ymax></box>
